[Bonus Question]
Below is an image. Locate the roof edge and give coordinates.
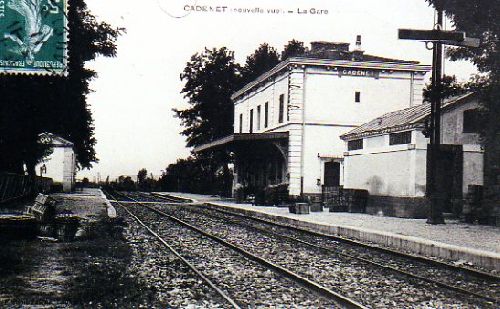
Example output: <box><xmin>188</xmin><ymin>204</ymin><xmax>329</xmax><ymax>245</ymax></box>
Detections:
<box><xmin>231</xmin><ymin>58</ymin><xmax>431</xmax><ymax>101</ymax></box>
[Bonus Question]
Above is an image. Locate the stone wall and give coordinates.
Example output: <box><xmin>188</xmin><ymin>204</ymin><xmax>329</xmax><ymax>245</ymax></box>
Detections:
<box><xmin>366</xmin><ymin>195</ymin><xmax>429</xmax><ymax>218</ymax></box>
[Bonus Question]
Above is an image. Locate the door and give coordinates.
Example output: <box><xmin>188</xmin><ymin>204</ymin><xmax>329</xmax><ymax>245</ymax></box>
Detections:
<box><xmin>324</xmin><ymin>161</ymin><xmax>340</xmax><ymax>187</ymax></box>
<box><xmin>430</xmin><ymin>145</ymin><xmax>463</xmax><ymax>213</ymax></box>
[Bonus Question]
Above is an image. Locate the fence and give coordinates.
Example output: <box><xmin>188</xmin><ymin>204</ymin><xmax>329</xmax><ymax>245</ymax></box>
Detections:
<box><xmin>0</xmin><ymin>172</ymin><xmax>52</xmax><ymax>204</ymax></box>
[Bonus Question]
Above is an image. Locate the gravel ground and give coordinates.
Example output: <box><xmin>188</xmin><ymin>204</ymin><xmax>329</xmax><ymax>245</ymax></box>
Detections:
<box><xmin>159</xmin><ymin>192</ymin><xmax>500</xmax><ymax>254</ymax></box>
<box><xmin>190</xmin><ymin>205</ymin><xmax>500</xmax><ymax>301</ymax></box>
<box><xmin>121</xmin><ymin>202</ymin><xmax>341</xmax><ymax>308</ymax></box>
<box><xmin>116</xmin><ymin>205</ymin><xmax>229</xmax><ymax>308</ymax></box>
<box><xmin>154</xmin><ymin>204</ymin><xmax>496</xmax><ymax>308</ymax></box>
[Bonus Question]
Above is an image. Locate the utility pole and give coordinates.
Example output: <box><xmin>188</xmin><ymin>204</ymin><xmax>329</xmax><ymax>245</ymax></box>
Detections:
<box><xmin>398</xmin><ymin>8</ymin><xmax>479</xmax><ymax>224</ymax></box>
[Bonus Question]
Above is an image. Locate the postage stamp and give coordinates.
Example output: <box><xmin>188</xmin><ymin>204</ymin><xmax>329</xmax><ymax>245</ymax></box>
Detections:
<box><xmin>0</xmin><ymin>0</ymin><xmax>68</xmax><ymax>75</ymax></box>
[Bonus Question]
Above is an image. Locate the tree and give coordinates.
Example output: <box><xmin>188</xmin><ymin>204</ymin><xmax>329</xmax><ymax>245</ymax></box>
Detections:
<box><xmin>281</xmin><ymin>40</ymin><xmax>306</xmax><ymax>60</ymax></box>
<box><xmin>0</xmin><ymin>0</ymin><xmax>121</xmax><ymax>175</ymax></box>
<box><xmin>425</xmin><ymin>0</ymin><xmax>500</xmax><ymax>187</ymax></box>
<box><xmin>423</xmin><ymin>75</ymin><xmax>467</xmax><ymax>101</ymax></box>
<box><xmin>137</xmin><ymin>168</ymin><xmax>148</xmax><ymax>184</ymax></box>
<box><xmin>241</xmin><ymin>43</ymin><xmax>280</xmax><ymax>85</ymax></box>
<box><xmin>175</xmin><ymin>47</ymin><xmax>240</xmax><ymax>147</ymax></box>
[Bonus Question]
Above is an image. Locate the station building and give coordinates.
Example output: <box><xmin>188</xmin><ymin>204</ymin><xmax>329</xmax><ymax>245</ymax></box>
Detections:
<box><xmin>195</xmin><ymin>38</ymin><xmax>431</xmax><ymax>198</ymax></box>
<box><xmin>340</xmin><ymin>93</ymin><xmax>484</xmax><ymax>217</ymax></box>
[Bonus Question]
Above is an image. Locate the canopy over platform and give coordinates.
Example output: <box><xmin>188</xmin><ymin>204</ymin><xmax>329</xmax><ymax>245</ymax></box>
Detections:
<box><xmin>193</xmin><ymin>132</ymin><xmax>289</xmax><ymax>153</ymax></box>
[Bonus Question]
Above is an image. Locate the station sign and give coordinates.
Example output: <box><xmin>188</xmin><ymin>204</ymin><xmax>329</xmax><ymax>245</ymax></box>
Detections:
<box><xmin>337</xmin><ymin>68</ymin><xmax>380</xmax><ymax>79</ymax></box>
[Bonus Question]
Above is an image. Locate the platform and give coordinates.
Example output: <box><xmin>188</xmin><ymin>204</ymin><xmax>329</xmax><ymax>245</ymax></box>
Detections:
<box><xmin>51</xmin><ymin>188</ymin><xmax>116</xmax><ymax>219</ymax></box>
<box><xmin>156</xmin><ymin>192</ymin><xmax>500</xmax><ymax>272</ymax></box>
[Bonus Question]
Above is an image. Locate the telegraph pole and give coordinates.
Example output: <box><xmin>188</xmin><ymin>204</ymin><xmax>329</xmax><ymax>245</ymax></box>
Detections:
<box><xmin>428</xmin><ymin>9</ymin><xmax>445</xmax><ymax>224</ymax></box>
<box><xmin>398</xmin><ymin>8</ymin><xmax>479</xmax><ymax>224</ymax></box>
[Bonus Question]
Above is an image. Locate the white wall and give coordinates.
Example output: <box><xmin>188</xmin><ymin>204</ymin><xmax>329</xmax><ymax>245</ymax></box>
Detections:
<box><xmin>232</xmin><ymin>61</ymin><xmax>428</xmax><ymax>196</ymax></box>
<box><xmin>441</xmin><ymin>98</ymin><xmax>481</xmax><ymax>145</ymax></box>
<box><xmin>302</xmin><ymin>125</ymin><xmax>355</xmax><ymax>194</ymax></box>
<box><xmin>441</xmin><ymin>98</ymin><xmax>484</xmax><ymax>193</ymax></box>
<box><xmin>39</xmin><ymin>148</ymin><xmax>65</xmax><ymax>182</ymax></box>
<box><xmin>36</xmin><ymin>145</ymin><xmax>76</xmax><ymax>192</ymax></box>
<box><xmin>343</xmin><ymin>130</ymin><xmax>428</xmax><ymax>197</ymax></box>
<box><xmin>234</xmin><ymin>73</ymin><xmax>289</xmax><ymax>134</ymax></box>
<box><xmin>304</xmin><ymin>69</ymin><xmax>425</xmax><ymax>125</ymax></box>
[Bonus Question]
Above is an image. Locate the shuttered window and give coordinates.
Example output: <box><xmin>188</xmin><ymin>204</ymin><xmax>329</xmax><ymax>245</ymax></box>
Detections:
<box><xmin>278</xmin><ymin>94</ymin><xmax>285</xmax><ymax>123</ymax></box>
<box><xmin>389</xmin><ymin>131</ymin><xmax>412</xmax><ymax>145</ymax></box>
<box><xmin>348</xmin><ymin>139</ymin><xmax>363</xmax><ymax>150</ymax></box>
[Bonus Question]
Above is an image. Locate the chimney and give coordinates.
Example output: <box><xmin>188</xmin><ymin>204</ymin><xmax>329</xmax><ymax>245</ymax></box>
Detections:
<box><xmin>355</xmin><ymin>35</ymin><xmax>362</xmax><ymax>50</ymax></box>
<box><xmin>352</xmin><ymin>35</ymin><xmax>364</xmax><ymax>61</ymax></box>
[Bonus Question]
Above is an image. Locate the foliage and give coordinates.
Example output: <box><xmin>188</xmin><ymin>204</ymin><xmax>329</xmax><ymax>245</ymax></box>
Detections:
<box><xmin>158</xmin><ymin>155</ymin><xmax>232</xmax><ymax>196</ymax></box>
<box><xmin>175</xmin><ymin>47</ymin><xmax>241</xmax><ymax>148</ymax></box>
<box><xmin>281</xmin><ymin>40</ymin><xmax>306</xmax><ymax>60</ymax></box>
<box><xmin>240</xmin><ymin>43</ymin><xmax>280</xmax><ymax>85</ymax></box>
<box><xmin>423</xmin><ymin>75</ymin><xmax>468</xmax><ymax>101</ymax></box>
<box><xmin>170</xmin><ymin>41</ymin><xmax>302</xmax><ymax>196</ymax></box>
<box><xmin>425</xmin><ymin>0</ymin><xmax>500</xmax><ymax>185</ymax></box>
<box><xmin>112</xmin><ymin>176</ymin><xmax>136</xmax><ymax>192</ymax></box>
<box><xmin>137</xmin><ymin>168</ymin><xmax>148</xmax><ymax>184</ymax></box>
<box><xmin>0</xmin><ymin>0</ymin><xmax>121</xmax><ymax>175</ymax></box>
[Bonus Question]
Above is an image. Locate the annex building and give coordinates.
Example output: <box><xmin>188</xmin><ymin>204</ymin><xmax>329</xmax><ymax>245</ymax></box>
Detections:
<box><xmin>341</xmin><ymin>93</ymin><xmax>484</xmax><ymax>218</ymax></box>
<box><xmin>195</xmin><ymin>38</ymin><xmax>431</xmax><ymax>199</ymax></box>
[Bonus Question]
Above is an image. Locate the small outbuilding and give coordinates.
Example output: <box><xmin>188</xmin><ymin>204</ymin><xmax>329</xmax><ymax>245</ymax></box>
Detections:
<box><xmin>340</xmin><ymin>93</ymin><xmax>483</xmax><ymax>218</ymax></box>
<box><xmin>36</xmin><ymin>133</ymin><xmax>76</xmax><ymax>193</ymax></box>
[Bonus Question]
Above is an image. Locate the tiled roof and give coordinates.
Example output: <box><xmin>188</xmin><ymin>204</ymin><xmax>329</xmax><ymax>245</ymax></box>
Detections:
<box><xmin>302</xmin><ymin>50</ymin><xmax>419</xmax><ymax>64</ymax></box>
<box><xmin>340</xmin><ymin>93</ymin><xmax>475</xmax><ymax>140</ymax></box>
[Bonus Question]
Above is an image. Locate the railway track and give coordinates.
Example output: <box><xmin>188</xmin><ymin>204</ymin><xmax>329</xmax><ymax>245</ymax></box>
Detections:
<box><xmin>118</xmin><ymin>191</ymin><xmax>499</xmax><ymax>308</ymax></box>
<box><xmin>107</xmin><ymin>191</ymin><xmax>363</xmax><ymax>308</ymax></box>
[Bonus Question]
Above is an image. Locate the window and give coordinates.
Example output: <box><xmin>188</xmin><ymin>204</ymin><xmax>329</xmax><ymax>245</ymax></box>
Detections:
<box><xmin>355</xmin><ymin>91</ymin><xmax>361</xmax><ymax>103</ymax></box>
<box><xmin>257</xmin><ymin>105</ymin><xmax>261</xmax><ymax>131</ymax></box>
<box><xmin>249</xmin><ymin>109</ymin><xmax>254</xmax><ymax>133</ymax></box>
<box><xmin>463</xmin><ymin>109</ymin><xmax>480</xmax><ymax>133</ymax></box>
<box><xmin>239</xmin><ymin>114</ymin><xmax>243</xmax><ymax>133</ymax></box>
<box><xmin>389</xmin><ymin>131</ymin><xmax>412</xmax><ymax>145</ymax></box>
<box><xmin>278</xmin><ymin>94</ymin><xmax>285</xmax><ymax>123</ymax></box>
<box><xmin>348</xmin><ymin>139</ymin><xmax>363</xmax><ymax>150</ymax></box>
<box><xmin>264</xmin><ymin>102</ymin><xmax>269</xmax><ymax>128</ymax></box>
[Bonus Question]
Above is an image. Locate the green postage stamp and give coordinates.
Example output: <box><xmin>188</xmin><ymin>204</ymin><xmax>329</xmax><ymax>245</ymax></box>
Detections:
<box><xmin>0</xmin><ymin>0</ymin><xmax>68</xmax><ymax>75</ymax></box>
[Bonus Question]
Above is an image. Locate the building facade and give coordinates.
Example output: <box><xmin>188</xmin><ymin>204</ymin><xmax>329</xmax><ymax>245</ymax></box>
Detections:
<box><xmin>341</xmin><ymin>93</ymin><xmax>484</xmax><ymax>217</ymax></box>
<box><xmin>196</xmin><ymin>39</ymin><xmax>431</xmax><ymax>198</ymax></box>
<box><xmin>36</xmin><ymin>133</ymin><xmax>76</xmax><ymax>192</ymax></box>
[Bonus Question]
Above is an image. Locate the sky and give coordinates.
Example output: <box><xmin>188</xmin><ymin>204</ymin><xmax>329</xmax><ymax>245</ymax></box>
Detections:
<box><xmin>79</xmin><ymin>0</ymin><xmax>478</xmax><ymax>181</ymax></box>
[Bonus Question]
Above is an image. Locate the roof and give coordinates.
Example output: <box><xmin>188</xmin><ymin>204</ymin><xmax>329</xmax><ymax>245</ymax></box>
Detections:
<box><xmin>340</xmin><ymin>92</ymin><xmax>476</xmax><ymax>141</ymax></box>
<box><xmin>193</xmin><ymin>132</ymin><xmax>289</xmax><ymax>153</ymax></box>
<box><xmin>302</xmin><ymin>49</ymin><xmax>418</xmax><ymax>65</ymax></box>
<box><xmin>39</xmin><ymin>132</ymin><xmax>74</xmax><ymax>147</ymax></box>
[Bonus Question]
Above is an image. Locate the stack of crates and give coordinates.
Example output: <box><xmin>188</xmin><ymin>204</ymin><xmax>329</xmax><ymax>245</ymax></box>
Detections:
<box><xmin>25</xmin><ymin>194</ymin><xmax>57</xmax><ymax>222</ymax></box>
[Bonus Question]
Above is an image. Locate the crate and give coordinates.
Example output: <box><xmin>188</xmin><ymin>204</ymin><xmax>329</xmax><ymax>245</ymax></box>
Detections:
<box><xmin>26</xmin><ymin>194</ymin><xmax>57</xmax><ymax>222</ymax></box>
<box><xmin>289</xmin><ymin>203</ymin><xmax>310</xmax><ymax>214</ymax></box>
<box><xmin>308</xmin><ymin>196</ymin><xmax>323</xmax><ymax>212</ymax></box>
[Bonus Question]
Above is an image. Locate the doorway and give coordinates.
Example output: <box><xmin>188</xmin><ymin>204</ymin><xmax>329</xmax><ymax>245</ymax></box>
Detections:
<box><xmin>324</xmin><ymin>161</ymin><xmax>340</xmax><ymax>187</ymax></box>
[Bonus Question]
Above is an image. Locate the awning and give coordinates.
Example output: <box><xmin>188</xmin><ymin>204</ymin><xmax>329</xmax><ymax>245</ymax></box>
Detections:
<box><xmin>193</xmin><ymin>132</ymin><xmax>289</xmax><ymax>153</ymax></box>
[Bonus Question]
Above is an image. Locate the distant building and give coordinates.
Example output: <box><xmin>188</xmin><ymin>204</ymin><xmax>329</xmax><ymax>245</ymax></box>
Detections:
<box><xmin>195</xmin><ymin>38</ymin><xmax>431</xmax><ymax>198</ymax></box>
<box><xmin>340</xmin><ymin>93</ymin><xmax>483</xmax><ymax>217</ymax></box>
<box><xmin>36</xmin><ymin>133</ymin><xmax>76</xmax><ymax>192</ymax></box>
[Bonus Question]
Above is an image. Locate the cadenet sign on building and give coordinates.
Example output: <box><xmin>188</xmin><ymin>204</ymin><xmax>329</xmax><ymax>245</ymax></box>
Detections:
<box><xmin>337</xmin><ymin>67</ymin><xmax>380</xmax><ymax>79</ymax></box>
<box><xmin>0</xmin><ymin>0</ymin><xmax>68</xmax><ymax>75</ymax></box>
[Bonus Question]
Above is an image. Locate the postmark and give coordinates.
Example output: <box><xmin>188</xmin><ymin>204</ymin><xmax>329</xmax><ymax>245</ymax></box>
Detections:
<box><xmin>0</xmin><ymin>0</ymin><xmax>68</xmax><ymax>75</ymax></box>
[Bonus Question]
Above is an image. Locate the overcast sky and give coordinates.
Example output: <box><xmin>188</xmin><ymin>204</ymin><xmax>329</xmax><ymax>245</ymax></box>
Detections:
<box><xmin>80</xmin><ymin>0</ymin><xmax>477</xmax><ymax>181</ymax></box>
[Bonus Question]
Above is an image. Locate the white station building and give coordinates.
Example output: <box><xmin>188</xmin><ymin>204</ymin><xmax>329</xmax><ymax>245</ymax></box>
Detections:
<box><xmin>195</xmin><ymin>39</ymin><xmax>431</xmax><ymax>198</ymax></box>
<box><xmin>341</xmin><ymin>93</ymin><xmax>484</xmax><ymax>217</ymax></box>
